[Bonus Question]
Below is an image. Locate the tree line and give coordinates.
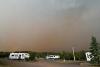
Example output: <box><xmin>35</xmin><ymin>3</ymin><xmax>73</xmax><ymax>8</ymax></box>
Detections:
<box><xmin>0</xmin><ymin>50</ymin><xmax>86</xmax><ymax>61</ymax></box>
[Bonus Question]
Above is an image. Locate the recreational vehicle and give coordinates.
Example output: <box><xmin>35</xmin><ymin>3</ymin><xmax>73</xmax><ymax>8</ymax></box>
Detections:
<box><xmin>9</xmin><ymin>53</ymin><xmax>30</xmax><ymax>60</ymax></box>
<box><xmin>46</xmin><ymin>55</ymin><xmax>60</xmax><ymax>60</ymax></box>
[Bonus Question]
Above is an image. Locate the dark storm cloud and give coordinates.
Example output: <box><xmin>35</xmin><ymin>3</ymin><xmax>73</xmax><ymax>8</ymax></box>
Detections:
<box><xmin>0</xmin><ymin>0</ymin><xmax>100</xmax><ymax>51</ymax></box>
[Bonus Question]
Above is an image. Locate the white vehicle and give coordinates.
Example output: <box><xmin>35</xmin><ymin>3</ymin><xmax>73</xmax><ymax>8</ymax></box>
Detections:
<box><xmin>46</xmin><ymin>55</ymin><xmax>60</xmax><ymax>60</ymax></box>
<box><xmin>9</xmin><ymin>53</ymin><xmax>30</xmax><ymax>60</ymax></box>
<box><xmin>85</xmin><ymin>52</ymin><xmax>93</xmax><ymax>61</ymax></box>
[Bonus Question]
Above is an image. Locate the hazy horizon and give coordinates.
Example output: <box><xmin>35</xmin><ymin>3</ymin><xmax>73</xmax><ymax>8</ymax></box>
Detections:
<box><xmin>0</xmin><ymin>0</ymin><xmax>100</xmax><ymax>52</ymax></box>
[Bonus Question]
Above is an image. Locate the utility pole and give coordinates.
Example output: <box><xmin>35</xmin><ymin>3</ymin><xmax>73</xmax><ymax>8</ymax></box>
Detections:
<box><xmin>72</xmin><ymin>47</ymin><xmax>76</xmax><ymax>61</ymax></box>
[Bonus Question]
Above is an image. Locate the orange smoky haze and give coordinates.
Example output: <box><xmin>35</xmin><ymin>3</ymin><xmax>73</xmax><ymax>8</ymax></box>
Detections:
<box><xmin>0</xmin><ymin>0</ymin><xmax>100</xmax><ymax>52</ymax></box>
<box><xmin>0</xmin><ymin>17</ymin><xmax>91</xmax><ymax>51</ymax></box>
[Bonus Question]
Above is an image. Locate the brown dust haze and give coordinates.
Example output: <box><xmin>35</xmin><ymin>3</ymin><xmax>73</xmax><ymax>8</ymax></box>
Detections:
<box><xmin>0</xmin><ymin>0</ymin><xmax>100</xmax><ymax>52</ymax></box>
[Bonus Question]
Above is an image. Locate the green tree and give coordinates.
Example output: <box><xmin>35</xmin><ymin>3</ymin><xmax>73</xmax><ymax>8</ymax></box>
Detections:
<box><xmin>29</xmin><ymin>52</ymin><xmax>37</xmax><ymax>61</ymax></box>
<box><xmin>89</xmin><ymin>36</ymin><xmax>100</xmax><ymax>64</ymax></box>
<box><xmin>75</xmin><ymin>50</ymin><xmax>86</xmax><ymax>61</ymax></box>
<box><xmin>60</xmin><ymin>51</ymin><xmax>66</xmax><ymax>60</ymax></box>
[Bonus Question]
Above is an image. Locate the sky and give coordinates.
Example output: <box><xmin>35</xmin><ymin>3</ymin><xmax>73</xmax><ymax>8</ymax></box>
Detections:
<box><xmin>0</xmin><ymin>0</ymin><xmax>100</xmax><ymax>52</ymax></box>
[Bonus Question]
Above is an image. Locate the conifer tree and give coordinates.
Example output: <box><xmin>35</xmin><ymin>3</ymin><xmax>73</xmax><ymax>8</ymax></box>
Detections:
<box><xmin>89</xmin><ymin>36</ymin><xmax>100</xmax><ymax>64</ymax></box>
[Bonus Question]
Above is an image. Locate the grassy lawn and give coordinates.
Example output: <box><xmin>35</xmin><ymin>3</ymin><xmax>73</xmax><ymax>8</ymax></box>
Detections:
<box><xmin>0</xmin><ymin>61</ymin><xmax>6</xmax><ymax>65</ymax></box>
<box><xmin>0</xmin><ymin>59</ymin><xmax>9</xmax><ymax>67</ymax></box>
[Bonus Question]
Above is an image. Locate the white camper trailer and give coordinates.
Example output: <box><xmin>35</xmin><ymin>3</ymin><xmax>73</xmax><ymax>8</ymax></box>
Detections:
<box><xmin>46</xmin><ymin>55</ymin><xmax>60</xmax><ymax>60</ymax></box>
<box><xmin>9</xmin><ymin>53</ymin><xmax>30</xmax><ymax>60</ymax></box>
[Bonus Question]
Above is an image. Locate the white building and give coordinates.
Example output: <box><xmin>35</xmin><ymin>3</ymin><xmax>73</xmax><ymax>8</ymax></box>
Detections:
<box><xmin>46</xmin><ymin>55</ymin><xmax>60</xmax><ymax>60</ymax></box>
<box><xmin>9</xmin><ymin>53</ymin><xmax>30</xmax><ymax>60</ymax></box>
